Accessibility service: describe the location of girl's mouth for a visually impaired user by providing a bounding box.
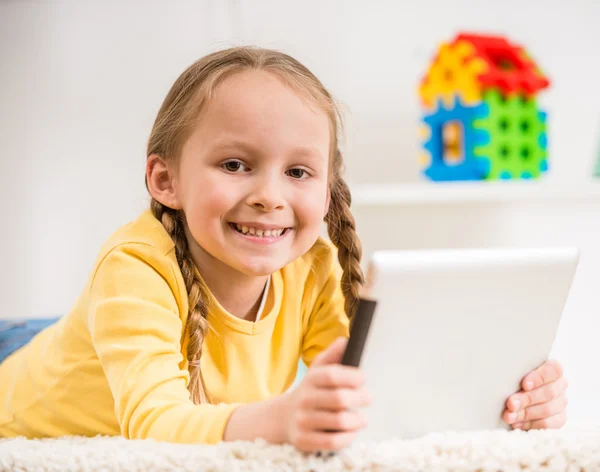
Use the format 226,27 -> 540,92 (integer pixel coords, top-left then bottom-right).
228,223 -> 291,242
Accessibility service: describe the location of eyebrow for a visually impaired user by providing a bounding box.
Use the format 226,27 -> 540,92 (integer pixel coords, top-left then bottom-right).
209,138 -> 326,161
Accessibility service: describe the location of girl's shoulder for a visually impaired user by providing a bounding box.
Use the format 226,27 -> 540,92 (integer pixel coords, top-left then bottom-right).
87,209 -> 179,284
97,209 -> 175,259
85,209 -> 186,310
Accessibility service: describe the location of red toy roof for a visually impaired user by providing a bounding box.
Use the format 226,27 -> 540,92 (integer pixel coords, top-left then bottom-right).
455,33 -> 550,96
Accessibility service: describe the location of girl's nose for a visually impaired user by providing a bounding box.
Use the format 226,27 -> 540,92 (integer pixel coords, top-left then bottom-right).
246,175 -> 285,212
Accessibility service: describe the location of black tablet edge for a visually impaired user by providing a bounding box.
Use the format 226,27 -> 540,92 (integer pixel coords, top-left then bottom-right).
341,298 -> 377,367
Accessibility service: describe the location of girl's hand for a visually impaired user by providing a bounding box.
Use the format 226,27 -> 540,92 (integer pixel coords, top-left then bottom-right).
503,360 -> 568,430
282,337 -> 372,452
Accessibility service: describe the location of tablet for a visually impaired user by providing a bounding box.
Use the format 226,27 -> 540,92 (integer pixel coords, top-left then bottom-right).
343,247 -> 579,441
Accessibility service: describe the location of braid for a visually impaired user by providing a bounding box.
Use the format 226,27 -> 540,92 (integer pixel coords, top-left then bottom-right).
150,199 -> 212,404
324,150 -> 364,320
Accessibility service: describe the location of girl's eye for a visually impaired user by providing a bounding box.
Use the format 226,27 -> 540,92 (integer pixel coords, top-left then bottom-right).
287,168 -> 309,180
222,161 -> 248,173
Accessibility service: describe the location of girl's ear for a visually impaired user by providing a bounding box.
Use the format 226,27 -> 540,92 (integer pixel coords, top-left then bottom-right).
146,154 -> 183,210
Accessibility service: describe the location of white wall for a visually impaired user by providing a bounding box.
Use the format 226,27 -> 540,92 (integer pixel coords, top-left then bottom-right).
1,1 -> 599,426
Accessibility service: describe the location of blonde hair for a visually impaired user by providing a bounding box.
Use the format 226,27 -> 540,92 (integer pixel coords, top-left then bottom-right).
146,46 -> 364,404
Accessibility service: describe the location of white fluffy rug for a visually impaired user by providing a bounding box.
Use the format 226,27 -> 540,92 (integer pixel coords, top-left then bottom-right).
2,429 -> 600,471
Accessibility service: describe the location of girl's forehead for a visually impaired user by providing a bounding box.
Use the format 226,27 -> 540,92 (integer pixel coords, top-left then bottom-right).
194,70 -> 331,146
209,72 -> 322,118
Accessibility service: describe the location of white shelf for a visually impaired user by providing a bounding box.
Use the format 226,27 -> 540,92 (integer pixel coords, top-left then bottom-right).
350,180 -> 600,206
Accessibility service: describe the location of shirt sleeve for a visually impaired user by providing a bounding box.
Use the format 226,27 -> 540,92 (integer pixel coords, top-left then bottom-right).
301,246 -> 350,366
88,243 -> 240,444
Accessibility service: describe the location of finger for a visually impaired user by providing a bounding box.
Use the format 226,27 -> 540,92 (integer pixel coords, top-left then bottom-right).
522,360 -> 563,391
513,411 -> 567,430
307,364 -> 365,389
295,409 -> 367,432
507,376 -> 568,411
301,387 -> 372,411
294,430 -> 357,453
504,394 -> 567,424
311,337 -> 348,367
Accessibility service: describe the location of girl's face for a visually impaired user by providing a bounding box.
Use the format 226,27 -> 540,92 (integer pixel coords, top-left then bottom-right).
173,70 -> 331,276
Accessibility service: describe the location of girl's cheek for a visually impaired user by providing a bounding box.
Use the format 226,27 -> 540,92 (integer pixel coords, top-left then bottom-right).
201,183 -> 232,207
296,188 -> 328,216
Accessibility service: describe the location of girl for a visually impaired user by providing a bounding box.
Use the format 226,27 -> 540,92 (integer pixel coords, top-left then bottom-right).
0,47 -> 568,451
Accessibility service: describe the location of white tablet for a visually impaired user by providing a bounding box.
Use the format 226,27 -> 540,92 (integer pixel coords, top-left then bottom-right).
342,247 -> 579,441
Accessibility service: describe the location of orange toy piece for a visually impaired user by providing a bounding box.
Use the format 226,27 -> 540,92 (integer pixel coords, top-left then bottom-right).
419,40 -> 488,109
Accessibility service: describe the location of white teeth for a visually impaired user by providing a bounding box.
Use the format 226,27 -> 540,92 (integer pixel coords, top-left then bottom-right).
233,224 -> 286,237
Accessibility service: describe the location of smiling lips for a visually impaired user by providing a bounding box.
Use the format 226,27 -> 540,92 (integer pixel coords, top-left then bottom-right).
230,223 -> 290,238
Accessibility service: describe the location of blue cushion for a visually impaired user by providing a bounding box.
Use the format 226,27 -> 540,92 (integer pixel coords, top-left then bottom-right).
0,318 -> 60,363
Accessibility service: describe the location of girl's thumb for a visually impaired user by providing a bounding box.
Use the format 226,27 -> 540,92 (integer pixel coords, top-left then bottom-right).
311,337 -> 348,367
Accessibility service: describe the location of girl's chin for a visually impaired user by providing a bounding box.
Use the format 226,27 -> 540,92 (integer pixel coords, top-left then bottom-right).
228,253 -> 291,277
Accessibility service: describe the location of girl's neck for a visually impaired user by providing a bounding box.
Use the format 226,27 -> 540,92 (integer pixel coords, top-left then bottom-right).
203,268 -> 269,322
185,230 -> 269,322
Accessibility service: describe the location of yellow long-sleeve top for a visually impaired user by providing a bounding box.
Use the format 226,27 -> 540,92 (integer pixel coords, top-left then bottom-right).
0,209 -> 349,443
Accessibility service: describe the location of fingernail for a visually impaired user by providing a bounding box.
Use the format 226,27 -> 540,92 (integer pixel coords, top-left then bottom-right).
512,400 -> 521,410
524,381 -> 534,390
508,412 -> 517,422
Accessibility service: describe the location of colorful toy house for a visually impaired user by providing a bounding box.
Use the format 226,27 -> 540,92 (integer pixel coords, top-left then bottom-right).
419,33 -> 550,181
